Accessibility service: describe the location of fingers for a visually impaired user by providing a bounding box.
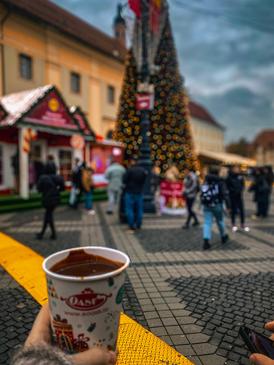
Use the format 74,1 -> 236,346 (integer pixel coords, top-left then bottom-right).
265,321 -> 274,332
71,347 -> 117,365
250,354 -> 274,365
25,303 -> 51,347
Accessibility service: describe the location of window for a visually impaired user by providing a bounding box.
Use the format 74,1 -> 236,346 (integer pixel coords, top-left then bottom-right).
107,85 -> 115,104
70,72 -> 81,93
0,145 -> 3,185
59,150 -> 72,181
19,53 -> 32,80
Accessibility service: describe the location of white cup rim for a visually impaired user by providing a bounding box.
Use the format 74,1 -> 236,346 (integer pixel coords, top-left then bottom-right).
42,246 -> 130,282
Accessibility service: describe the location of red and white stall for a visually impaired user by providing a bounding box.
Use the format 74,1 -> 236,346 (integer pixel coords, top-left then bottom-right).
0,85 -> 94,198
0,85 -> 125,198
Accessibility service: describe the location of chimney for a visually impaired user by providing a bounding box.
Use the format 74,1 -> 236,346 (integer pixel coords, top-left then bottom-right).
113,3 -> 126,47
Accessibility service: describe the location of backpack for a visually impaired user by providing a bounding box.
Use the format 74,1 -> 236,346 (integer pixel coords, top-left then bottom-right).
200,182 -> 220,207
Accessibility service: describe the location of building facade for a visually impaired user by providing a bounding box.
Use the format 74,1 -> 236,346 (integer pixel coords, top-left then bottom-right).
188,101 -> 225,153
253,130 -> 274,169
0,0 -> 126,138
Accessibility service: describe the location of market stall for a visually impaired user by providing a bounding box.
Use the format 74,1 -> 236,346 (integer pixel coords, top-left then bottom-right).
0,85 -> 93,198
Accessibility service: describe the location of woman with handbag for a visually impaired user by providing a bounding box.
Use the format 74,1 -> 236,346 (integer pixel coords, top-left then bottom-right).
81,164 -> 95,215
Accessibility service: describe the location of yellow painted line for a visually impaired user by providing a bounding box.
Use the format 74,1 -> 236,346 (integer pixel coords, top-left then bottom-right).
0,232 -> 193,365
0,232 -> 48,305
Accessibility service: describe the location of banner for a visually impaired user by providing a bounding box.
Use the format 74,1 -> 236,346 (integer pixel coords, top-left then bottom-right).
128,0 -> 141,18
150,0 -> 161,33
160,180 -> 186,215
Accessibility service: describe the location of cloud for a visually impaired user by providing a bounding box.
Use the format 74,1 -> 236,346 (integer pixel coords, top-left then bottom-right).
52,0 -> 274,142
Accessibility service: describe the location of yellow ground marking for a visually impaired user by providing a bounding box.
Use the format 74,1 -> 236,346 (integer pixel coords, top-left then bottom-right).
0,232 -> 193,365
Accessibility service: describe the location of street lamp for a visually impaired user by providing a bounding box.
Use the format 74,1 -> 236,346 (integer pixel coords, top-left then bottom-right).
136,0 -> 156,213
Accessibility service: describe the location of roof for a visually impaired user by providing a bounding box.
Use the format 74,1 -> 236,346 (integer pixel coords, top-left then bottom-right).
0,85 -> 53,127
2,0 -> 126,63
70,105 -> 96,141
253,129 -> 274,149
189,100 -> 224,130
199,149 -> 256,166
0,85 -> 84,135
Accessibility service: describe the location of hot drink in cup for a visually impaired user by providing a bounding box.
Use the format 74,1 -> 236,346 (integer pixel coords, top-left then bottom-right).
43,247 -> 130,353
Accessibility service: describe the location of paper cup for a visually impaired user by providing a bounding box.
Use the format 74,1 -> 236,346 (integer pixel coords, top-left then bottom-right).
43,246 -> 130,353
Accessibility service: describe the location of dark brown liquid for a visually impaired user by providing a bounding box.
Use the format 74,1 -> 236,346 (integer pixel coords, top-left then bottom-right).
50,249 -> 123,277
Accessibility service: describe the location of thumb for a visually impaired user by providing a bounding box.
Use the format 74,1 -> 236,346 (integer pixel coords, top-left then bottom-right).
250,353 -> 274,365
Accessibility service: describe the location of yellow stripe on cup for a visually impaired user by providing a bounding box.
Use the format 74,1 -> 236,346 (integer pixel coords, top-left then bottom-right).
0,232 -> 193,365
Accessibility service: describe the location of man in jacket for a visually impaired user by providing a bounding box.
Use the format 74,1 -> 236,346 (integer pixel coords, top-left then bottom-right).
69,157 -> 82,209
36,164 -> 64,240
201,165 -> 229,250
226,165 -> 249,232
182,168 -> 199,229
105,159 -> 126,214
123,159 -> 147,231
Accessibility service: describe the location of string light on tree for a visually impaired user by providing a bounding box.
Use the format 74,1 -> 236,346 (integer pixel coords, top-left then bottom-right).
115,1 -> 197,177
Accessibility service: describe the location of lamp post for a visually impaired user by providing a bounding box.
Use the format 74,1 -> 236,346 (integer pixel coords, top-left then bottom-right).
137,0 -> 155,213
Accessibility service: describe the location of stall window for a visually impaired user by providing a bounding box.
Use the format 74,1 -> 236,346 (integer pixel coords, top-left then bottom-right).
70,72 -> 81,94
0,145 -> 3,185
19,53 -> 32,80
59,150 -> 72,181
107,85 -> 115,104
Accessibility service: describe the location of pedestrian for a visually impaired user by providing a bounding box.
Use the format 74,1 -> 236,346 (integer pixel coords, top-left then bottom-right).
36,164 -> 64,240
29,155 -> 36,191
151,165 -> 162,216
249,167 -> 270,218
34,157 -> 44,186
105,158 -> 126,215
264,165 -> 273,216
182,168 -> 199,229
69,157 -> 82,209
10,304 -> 117,365
81,163 -> 95,215
201,165 -> 229,250
226,165 -> 249,232
123,159 -> 147,231
45,154 -> 57,175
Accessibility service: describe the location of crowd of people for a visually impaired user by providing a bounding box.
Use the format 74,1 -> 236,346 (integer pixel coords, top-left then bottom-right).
33,153 -> 273,249
182,164 -> 273,250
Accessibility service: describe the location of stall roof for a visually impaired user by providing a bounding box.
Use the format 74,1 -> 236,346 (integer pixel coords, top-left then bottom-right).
0,103 -> 7,121
199,149 -> 256,166
70,106 -> 96,142
0,85 -> 53,127
0,85 -> 81,135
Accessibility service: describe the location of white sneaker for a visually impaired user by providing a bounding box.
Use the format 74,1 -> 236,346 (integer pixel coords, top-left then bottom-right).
243,226 -> 250,232
88,210 -> 95,215
232,226 -> 238,232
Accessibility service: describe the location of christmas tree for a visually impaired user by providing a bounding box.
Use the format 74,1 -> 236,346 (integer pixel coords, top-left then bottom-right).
114,13 -> 197,177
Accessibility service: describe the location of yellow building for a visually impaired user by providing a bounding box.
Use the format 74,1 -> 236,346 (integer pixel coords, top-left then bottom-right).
0,0 -> 126,138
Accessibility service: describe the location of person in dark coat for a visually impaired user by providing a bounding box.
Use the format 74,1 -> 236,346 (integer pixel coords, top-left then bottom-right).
123,159 -> 147,231
44,155 -> 57,176
249,167 -> 270,218
36,164 -> 64,240
264,166 -> 273,216
226,165 -> 248,232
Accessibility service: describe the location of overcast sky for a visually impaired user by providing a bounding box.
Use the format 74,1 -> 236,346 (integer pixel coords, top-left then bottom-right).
52,0 -> 274,143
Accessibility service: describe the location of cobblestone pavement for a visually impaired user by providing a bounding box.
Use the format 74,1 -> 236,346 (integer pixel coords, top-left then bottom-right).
0,194 -> 274,365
